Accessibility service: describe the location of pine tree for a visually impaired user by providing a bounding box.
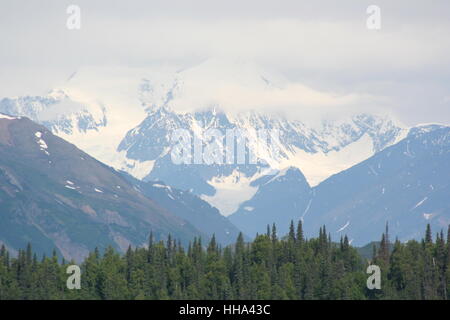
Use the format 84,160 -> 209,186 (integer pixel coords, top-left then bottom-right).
288,220 -> 296,243
271,223 -> 277,243
385,222 -> 390,249
296,220 -> 304,245
148,231 -> 155,264
436,230 -> 447,299
446,225 -> 450,299
425,224 -> 433,245
371,244 -> 377,262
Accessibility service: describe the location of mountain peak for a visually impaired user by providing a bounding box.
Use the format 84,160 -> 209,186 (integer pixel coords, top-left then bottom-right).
408,123 -> 449,138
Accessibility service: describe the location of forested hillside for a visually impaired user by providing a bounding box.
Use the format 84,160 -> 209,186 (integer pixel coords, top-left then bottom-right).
0,223 -> 449,300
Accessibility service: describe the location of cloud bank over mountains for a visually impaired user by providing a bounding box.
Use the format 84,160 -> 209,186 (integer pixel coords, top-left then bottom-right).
0,0 -> 449,125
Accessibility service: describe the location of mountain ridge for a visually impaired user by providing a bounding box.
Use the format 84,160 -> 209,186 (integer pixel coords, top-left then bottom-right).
229,123 -> 450,244
0,61 -> 407,216
0,114 -> 212,261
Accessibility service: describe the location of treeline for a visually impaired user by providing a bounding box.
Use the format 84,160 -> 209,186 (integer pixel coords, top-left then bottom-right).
0,222 -> 449,300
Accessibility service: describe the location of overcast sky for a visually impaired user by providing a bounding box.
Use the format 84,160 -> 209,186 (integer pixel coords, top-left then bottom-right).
1,0 -> 449,126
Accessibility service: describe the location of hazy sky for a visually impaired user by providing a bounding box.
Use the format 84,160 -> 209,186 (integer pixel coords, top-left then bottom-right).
1,0 -> 449,126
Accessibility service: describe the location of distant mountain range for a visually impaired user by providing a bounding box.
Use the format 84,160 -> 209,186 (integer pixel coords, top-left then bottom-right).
0,60 -> 406,217
230,124 -> 450,245
0,60 -> 448,249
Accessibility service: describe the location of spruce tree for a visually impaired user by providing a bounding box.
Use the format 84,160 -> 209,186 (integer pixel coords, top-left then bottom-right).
296,220 -> 304,245
271,223 -> 277,243
288,220 -> 296,243
425,224 -> 433,245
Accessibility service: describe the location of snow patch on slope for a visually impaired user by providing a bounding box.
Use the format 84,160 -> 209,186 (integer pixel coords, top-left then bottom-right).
412,197 -> 428,210
278,133 -> 374,186
201,170 -> 259,216
35,131 -> 49,155
337,221 -> 350,233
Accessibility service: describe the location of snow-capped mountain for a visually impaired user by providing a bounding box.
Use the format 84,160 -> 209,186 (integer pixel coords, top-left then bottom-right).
0,89 -> 107,135
0,60 -> 406,216
230,124 -> 450,244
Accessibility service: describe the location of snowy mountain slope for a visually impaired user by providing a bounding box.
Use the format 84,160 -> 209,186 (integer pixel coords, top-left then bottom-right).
0,60 -> 406,216
0,67 -> 153,176
119,108 -> 404,215
116,60 -> 406,214
229,124 -> 450,244
0,89 -> 107,135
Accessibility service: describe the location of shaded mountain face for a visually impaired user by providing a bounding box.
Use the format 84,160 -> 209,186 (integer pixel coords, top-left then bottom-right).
0,61 -> 406,216
229,125 -> 450,245
229,167 -> 311,237
120,174 -> 243,245
0,115 -> 205,261
306,125 -> 450,245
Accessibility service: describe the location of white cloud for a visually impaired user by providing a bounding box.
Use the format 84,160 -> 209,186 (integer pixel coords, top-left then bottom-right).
0,0 -> 449,125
